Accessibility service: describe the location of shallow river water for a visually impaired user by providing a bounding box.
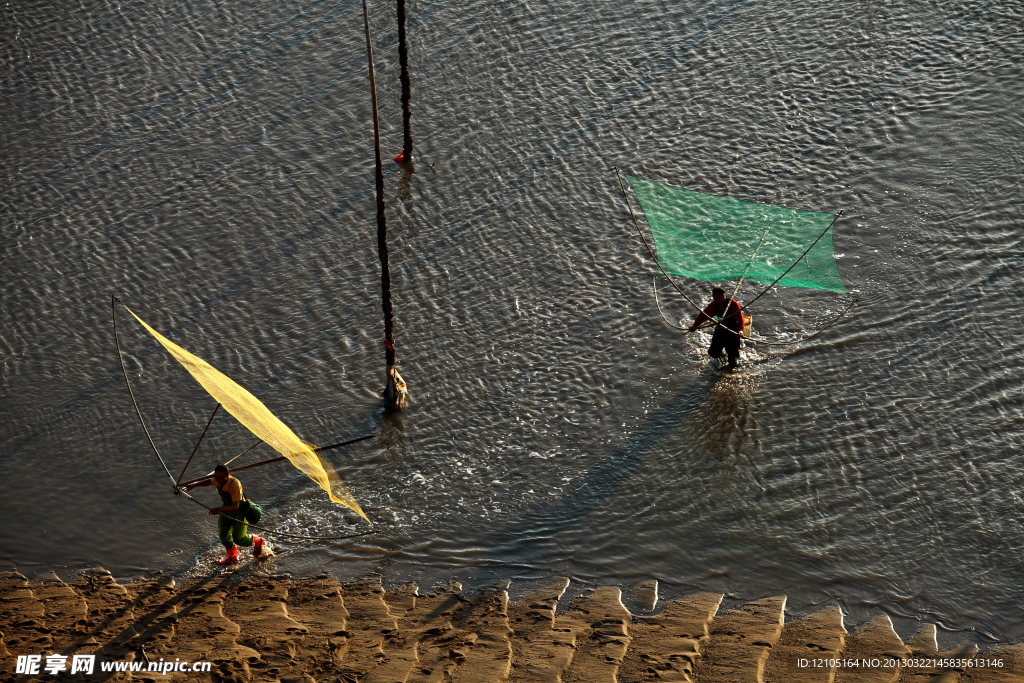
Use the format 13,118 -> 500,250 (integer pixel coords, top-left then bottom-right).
3,0 -> 1024,647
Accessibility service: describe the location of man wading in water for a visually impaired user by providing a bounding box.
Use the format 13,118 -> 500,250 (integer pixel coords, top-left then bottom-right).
184,463 -> 264,565
689,286 -> 746,370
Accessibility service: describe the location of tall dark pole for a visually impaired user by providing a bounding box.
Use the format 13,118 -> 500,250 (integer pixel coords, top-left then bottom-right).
396,0 -> 413,163
363,0 -> 407,410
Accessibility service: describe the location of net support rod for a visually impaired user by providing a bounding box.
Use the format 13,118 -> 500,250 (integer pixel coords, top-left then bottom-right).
315,433 -> 376,453
178,434 -> 375,488
222,455 -> 289,476
747,297 -> 857,346
112,296 -> 178,487
363,0 -> 394,371
364,0 -> 406,411
225,438 -> 264,466
743,210 -> 844,311
616,169 -> 741,339
729,223 -> 772,303
397,0 -> 413,162
176,403 -> 220,487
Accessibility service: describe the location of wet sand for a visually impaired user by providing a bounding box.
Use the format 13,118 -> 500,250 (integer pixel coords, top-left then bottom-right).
3,568 -> 1023,682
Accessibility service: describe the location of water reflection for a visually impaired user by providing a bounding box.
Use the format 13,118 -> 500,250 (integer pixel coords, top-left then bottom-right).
689,366 -> 757,459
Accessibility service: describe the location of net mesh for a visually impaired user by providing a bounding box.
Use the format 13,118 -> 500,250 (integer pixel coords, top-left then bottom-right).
627,175 -> 847,295
126,306 -> 369,521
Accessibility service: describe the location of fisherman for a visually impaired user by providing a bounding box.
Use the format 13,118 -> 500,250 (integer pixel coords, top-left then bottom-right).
183,463 -> 263,565
689,286 -> 746,370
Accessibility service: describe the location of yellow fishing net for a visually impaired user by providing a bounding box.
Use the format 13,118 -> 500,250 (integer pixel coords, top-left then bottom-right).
125,306 -> 369,522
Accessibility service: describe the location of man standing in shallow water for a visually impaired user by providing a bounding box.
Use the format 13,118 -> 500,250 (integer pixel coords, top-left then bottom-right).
184,463 -> 264,565
689,286 -> 746,370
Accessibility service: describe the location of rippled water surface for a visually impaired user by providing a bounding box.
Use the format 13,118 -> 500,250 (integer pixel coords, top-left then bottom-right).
3,0 -> 1024,646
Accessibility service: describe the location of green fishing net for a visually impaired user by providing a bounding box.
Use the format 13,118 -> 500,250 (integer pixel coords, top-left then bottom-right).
627,175 -> 846,295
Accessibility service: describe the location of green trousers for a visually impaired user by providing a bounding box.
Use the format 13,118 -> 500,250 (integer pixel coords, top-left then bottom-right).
218,514 -> 254,549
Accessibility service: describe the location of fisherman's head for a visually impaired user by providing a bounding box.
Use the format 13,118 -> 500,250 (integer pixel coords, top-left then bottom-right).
711,286 -> 726,302
214,463 -> 229,486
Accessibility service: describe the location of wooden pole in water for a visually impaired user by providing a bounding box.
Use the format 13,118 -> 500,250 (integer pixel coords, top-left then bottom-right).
396,0 -> 413,163
363,0 -> 407,410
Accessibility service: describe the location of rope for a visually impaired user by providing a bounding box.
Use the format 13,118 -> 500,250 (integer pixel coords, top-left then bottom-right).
651,276 -> 685,330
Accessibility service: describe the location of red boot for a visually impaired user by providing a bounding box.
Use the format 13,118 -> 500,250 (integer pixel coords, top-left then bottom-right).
252,536 -> 264,558
217,546 -> 238,565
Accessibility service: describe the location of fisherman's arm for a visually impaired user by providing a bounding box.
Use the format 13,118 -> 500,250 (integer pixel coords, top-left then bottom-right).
689,304 -> 714,333
209,501 -> 241,516
178,478 -> 214,496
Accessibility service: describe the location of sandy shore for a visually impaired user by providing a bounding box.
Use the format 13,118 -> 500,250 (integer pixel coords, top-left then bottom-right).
2,568 -> 1022,682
